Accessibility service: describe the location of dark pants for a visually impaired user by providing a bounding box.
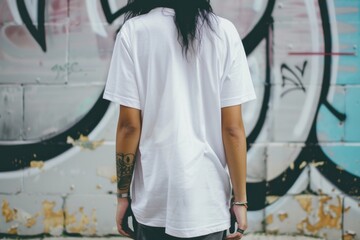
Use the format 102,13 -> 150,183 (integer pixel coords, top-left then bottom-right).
136,222 -> 226,240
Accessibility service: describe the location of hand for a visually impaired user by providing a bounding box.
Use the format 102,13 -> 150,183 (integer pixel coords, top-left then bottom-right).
224,205 -> 248,240
116,197 -> 135,239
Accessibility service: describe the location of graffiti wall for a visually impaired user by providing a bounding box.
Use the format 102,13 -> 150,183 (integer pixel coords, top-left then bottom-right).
0,0 -> 359,239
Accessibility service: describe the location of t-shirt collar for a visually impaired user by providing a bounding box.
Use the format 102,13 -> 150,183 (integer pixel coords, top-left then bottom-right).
149,7 -> 175,15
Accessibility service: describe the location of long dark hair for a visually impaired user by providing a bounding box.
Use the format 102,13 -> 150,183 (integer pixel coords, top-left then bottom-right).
119,0 -> 218,58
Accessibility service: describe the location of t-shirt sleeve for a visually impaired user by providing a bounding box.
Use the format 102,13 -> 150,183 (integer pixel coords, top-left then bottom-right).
220,22 -> 257,108
102,23 -> 141,110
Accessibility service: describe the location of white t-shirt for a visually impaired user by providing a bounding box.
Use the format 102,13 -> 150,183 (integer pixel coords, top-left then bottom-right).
102,7 -> 256,238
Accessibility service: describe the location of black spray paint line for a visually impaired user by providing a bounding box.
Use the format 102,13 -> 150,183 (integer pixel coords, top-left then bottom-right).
101,0 -> 132,24
16,0 -> 46,52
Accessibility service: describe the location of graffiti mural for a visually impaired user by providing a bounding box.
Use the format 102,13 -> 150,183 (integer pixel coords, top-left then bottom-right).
0,0 -> 359,238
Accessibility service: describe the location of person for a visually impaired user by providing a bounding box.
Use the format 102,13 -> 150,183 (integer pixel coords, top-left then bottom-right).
102,0 -> 257,239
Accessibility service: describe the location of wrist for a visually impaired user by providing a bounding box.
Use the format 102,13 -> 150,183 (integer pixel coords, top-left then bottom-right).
117,192 -> 130,199
232,201 -> 248,209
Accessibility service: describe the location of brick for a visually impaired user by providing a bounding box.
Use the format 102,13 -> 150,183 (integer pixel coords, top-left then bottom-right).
343,195 -> 360,240
316,86 -> 345,142
313,145 -> 360,187
0,193 -> 64,236
271,84 -> 322,142
64,194 -> 123,236
344,86 -> 360,141
23,84 -> 104,140
0,85 -> 23,140
23,144 -> 117,194
67,23 -> 114,84
0,23 -> 67,84
265,194 -> 343,238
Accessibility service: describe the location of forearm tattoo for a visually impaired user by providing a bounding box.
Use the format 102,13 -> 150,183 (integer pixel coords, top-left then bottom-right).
116,152 -> 136,192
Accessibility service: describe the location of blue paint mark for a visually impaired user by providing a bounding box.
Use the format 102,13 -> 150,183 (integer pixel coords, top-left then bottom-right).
344,86 -> 360,141
322,145 -> 360,177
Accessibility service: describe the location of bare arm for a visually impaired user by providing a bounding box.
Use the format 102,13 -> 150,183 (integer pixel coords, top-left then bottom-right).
116,105 -> 142,195
221,105 -> 247,202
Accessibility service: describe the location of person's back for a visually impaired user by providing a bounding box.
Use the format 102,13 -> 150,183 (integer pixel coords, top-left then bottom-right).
103,3 -> 256,240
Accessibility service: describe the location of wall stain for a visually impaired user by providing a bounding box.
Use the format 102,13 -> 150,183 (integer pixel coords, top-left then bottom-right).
296,195 -> 342,234
7,225 -> 18,234
42,200 -> 64,234
1,199 -> 39,234
65,206 -> 97,235
2,199 -> 15,222
278,212 -> 288,221
30,160 -> 45,169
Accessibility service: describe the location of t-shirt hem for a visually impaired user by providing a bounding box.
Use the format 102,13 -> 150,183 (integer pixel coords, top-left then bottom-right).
132,206 -> 230,238
221,92 -> 256,108
103,90 -> 141,110
165,222 -> 230,238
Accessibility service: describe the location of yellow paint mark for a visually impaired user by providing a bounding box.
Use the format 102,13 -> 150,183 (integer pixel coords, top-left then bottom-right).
299,161 -> 307,169
65,207 -> 97,235
110,175 -> 117,183
336,165 -> 344,170
266,195 -> 279,204
310,161 -> 324,167
2,199 -> 15,222
343,230 -> 356,240
266,214 -> 273,224
8,225 -> 17,234
278,212 -> 288,221
30,160 -> 44,169
296,195 -> 342,234
295,195 -> 312,214
67,134 -> 104,150
42,200 -> 64,234
290,162 -> 294,170
26,213 -> 39,227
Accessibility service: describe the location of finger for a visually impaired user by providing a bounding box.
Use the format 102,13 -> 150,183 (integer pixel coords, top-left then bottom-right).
117,219 -> 131,237
117,224 -> 131,237
225,232 -> 242,240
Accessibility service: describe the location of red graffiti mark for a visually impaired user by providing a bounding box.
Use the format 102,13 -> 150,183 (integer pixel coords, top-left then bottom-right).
288,52 -> 356,56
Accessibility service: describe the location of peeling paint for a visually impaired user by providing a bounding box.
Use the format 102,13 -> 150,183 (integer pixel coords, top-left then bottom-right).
290,162 -> 294,170
266,214 -> 273,224
343,230 -> 356,240
42,200 -> 64,234
14,207 -> 38,227
67,134 -> 104,150
7,225 -> 18,234
65,206 -> 97,235
295,195 -> 313,214
30,160 -> 45,169
309,161 -> 324,167
278,211 -> 288,221
299,161 -> 307,169
2,199 -> 15,222
266,195 -> 279,204
96,165 -> 116,183
296,195 -> 342,234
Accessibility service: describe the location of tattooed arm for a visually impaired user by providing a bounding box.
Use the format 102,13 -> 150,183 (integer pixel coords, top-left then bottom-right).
116,105 -> 142,195
115,105 -> 141,238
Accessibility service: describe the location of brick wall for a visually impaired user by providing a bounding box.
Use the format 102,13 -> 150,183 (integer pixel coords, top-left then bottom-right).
0,0 -> 359,239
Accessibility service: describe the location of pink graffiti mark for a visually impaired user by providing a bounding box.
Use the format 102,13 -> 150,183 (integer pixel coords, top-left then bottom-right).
288,52 -> 356,56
